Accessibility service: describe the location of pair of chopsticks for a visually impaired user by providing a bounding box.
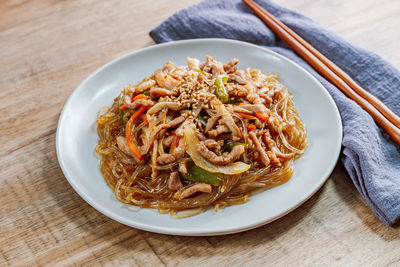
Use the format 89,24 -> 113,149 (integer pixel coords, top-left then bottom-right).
243,0 -> 400,145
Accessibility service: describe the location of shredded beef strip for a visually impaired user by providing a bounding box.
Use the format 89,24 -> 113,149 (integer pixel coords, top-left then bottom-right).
116,136 -> 144,164
179,161 -> 188,174
187,57 -> 200,70
263,131 -> 295,161
156,154 -> 176,165
150,87 -> 178,98
208,124 -> 230,138
204,139 -> 222,155
124,97 -> 154,110
168,172 -> 182,190
196,141 -> 245,165
205,115 -> 222,133
161,61 -> 176,73
229,70 -> 248,85
174,183 -> 212,200
147,102 -> 184,115
236,104 -> 270,115
223,58 -> 239,73
162,135 -> 175,149
154,70 -> 181,90
220,116 -> 242,140
248,132 -> 270,167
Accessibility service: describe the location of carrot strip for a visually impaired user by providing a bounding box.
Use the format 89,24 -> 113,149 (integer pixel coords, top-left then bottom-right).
143,114 -> 148,123
130,105 -> 147,121
247,123 -> 256,131
170,74 -> 182,81
127,139 -> 142,160
131,94 -> 148,102
255,112 -> 269,122
125,105 -> 147,159
238,113 -> 257,120
120,105 -> 127,110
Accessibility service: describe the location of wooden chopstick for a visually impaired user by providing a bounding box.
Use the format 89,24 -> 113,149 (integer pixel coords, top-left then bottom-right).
244,1 -> 400,129
243,0 -> 400,145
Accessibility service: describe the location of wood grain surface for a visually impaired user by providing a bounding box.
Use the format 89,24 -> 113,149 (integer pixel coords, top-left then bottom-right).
1,0 -> 399,266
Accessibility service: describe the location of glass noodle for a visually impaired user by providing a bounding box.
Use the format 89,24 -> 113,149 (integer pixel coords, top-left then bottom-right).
95,58 -> 307,217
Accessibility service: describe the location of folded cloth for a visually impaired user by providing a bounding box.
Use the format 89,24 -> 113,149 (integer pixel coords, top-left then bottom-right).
150,0 -> 400,225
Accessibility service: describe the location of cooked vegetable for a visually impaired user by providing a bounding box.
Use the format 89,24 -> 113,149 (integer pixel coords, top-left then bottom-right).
197,114 -> 207,127
122,111 -> 131,123
181,161 -> 222,186
131,105 -> 147,121
193,68 -> 206,75
96,56 -> 307,218
119,94 -> 129,121
238,113 -> 257,120
247,123 -> 256,131
255,112 -> 269,122
119,94 -> 125,107
214,75 -> 229,103
184,124 -> 250,174
125,105 -> 147,159
132,94 -> 149,102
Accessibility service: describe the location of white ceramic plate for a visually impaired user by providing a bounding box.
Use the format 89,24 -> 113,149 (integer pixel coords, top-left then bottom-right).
56,38 -> 342,236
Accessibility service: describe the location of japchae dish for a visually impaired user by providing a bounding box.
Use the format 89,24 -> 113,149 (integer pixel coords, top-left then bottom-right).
96,56 -> 307,218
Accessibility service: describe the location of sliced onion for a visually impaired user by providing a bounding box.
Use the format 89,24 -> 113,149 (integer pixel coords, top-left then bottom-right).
184,124 -> 250,175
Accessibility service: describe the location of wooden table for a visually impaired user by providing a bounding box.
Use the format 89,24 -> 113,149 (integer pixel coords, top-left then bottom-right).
1,0 -> 399,266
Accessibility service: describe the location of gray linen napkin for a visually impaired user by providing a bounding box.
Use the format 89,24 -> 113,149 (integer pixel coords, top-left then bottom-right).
150,0 -> 400,225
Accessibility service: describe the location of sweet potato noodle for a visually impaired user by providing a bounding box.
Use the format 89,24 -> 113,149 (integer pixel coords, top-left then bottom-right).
96,56 -> 307,218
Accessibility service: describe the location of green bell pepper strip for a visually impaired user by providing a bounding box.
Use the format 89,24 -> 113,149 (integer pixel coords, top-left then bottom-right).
119,94 -> 131,123
181,162 -> 222,186
122,111 -> 131,123
193,68 -> 206,75
197,114 -> 207,127
214,75 -> 229,103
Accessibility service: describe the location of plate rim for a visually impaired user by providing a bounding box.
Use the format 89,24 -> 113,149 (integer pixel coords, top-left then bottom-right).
56,38 -> 343,236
